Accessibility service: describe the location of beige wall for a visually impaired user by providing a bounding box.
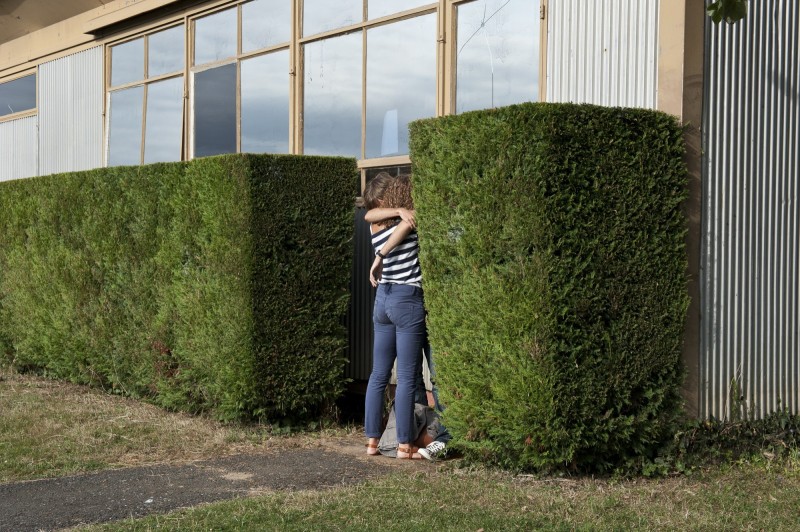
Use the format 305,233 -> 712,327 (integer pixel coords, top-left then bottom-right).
657,0 -> 705,417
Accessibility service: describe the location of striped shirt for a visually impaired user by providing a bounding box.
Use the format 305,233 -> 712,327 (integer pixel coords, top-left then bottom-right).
371,223 -> 422,286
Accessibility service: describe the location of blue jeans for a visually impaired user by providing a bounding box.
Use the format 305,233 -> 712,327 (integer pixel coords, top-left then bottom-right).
415,341 -> 451,444
365,283 -> 426,444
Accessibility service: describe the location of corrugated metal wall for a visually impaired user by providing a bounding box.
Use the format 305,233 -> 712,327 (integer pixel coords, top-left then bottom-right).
346,208 -> 377,381
702,1 -> 799,419
38,46 -> 104,175
0,115 -> 38,182
546,0 -> 659,109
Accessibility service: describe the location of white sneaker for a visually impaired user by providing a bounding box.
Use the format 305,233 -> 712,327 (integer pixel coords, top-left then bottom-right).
418,441 -> 446,461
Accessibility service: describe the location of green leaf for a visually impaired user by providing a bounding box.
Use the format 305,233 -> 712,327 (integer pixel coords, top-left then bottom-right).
707,0 -> 747,25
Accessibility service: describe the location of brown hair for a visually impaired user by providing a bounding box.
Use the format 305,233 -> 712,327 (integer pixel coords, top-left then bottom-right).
362,172 -> 395,210
363,173 -> 415,228
382,174 -> 414,211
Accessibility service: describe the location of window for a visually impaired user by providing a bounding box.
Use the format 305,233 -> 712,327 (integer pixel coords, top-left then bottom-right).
110,38 -> 144,87
243,0 -> 291,51
144,77 -> 184,164
303,0 -> 362,37
455,0 -> 541,113
365,14 -> 436,158
101,0 -> 546,171
194,64 -> 237,157
303,33 -> 362,157
241,52 -> 290,154
108,86 -> 144,166
0,74 -> 36,118
194,8 -> 237,66
106,24 -> 185,166
301,2 -> 438,160
368,0 -> 432,20
191,0 -> 291,158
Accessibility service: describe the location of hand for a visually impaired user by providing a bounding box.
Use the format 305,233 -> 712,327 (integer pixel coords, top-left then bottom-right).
397,209 -> 416,229
369,255 -> 383,288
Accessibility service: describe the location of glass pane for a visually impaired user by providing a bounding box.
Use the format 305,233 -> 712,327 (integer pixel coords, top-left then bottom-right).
0,74 -> 36,117
369,0 -> 431,20
108,86 -> 144,166
303,0 -> 362,37
456,0 -> 540,113
194,8 -> 237,66
148,25 -> 185,77
111,38 -> 144,86
144,77 -> 184,164
241,51 -> 290,154
303,32 -> 362,157
194,63 -> 237,157
242,0 -> 291,52
366,15 -> 436,158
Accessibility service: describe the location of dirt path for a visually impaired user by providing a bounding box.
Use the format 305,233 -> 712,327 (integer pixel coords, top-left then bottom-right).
0,437 -> 423,531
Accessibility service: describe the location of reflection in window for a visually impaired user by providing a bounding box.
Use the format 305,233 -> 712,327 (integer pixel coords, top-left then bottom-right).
194,64 -> 237,157
241,52 -> 290,154
366,15 -> 436,158
303,32 -> 362,157
369,0 -> 431,20
144,77 -> 183,163
0,74 -> 36,117
242,0 -> 291,52
303,0 -> 361,37
111,38 -> 144,86
108,86 -> 144,166
194,8 -> 237,65
456,0 -> 539,113
149,25 -> 185,77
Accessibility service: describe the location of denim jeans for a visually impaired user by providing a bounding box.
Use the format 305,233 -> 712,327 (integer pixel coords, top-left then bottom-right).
415,341 -> 451,444
365,283 -> 426,444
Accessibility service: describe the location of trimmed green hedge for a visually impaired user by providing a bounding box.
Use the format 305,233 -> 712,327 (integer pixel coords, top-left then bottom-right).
409,102 -> 689,471
0,154 -> 357,420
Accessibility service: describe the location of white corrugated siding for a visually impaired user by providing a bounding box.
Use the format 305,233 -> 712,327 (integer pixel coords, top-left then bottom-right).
0,115 -> 38,182
39,46 -> 104,175
546,0 -> 659,108
701,1 -> 799,419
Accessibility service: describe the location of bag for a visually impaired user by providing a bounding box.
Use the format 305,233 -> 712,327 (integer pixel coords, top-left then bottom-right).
377,402 -> 447,457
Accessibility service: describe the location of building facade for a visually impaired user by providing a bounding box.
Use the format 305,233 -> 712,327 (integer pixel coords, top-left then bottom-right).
1,0 -> 797,419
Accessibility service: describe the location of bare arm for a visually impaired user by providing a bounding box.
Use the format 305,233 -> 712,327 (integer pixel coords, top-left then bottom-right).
364,207 -> 416,228
370,220 -> 415,287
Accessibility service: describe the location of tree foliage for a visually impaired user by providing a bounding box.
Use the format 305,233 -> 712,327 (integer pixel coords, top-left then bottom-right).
707,0 -> 747,24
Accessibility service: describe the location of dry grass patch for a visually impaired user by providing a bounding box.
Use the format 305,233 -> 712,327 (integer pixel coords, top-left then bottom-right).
0,368 -> 355,483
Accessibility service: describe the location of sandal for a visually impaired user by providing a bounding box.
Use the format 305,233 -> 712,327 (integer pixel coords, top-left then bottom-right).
366,439 -> 379,456
397,444 -> 423,460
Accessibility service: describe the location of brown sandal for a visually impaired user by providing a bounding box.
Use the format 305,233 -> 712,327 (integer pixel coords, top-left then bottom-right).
397,444 -> 423,460
366,440 -> 379,456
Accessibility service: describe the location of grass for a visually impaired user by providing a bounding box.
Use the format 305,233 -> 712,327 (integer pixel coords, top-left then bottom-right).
4,367 -> 800,531
0,367 -> 351,483
83,458 -> 800,531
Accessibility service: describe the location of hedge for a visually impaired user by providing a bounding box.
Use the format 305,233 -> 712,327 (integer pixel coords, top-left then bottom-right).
0,154 -> 357,420
409,102 -> 689,471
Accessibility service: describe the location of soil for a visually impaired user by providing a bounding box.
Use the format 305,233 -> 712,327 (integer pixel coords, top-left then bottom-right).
0,435 -> 427,531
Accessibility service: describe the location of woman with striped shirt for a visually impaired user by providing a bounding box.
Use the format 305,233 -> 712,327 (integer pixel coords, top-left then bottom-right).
363,173 -> 426,460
